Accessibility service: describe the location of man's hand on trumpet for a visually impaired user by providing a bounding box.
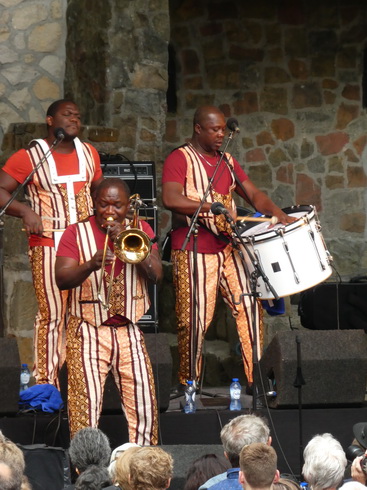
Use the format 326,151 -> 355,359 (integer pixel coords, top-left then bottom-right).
90,248 -> 115,271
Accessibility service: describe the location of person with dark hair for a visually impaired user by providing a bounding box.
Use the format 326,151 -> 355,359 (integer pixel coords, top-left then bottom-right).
0,99 -> 103,387
65,427 -> 112,490
55,179 -> 160,443
184,454 -> 231,490
162,105 -> 293,392
74,466 -> 111,490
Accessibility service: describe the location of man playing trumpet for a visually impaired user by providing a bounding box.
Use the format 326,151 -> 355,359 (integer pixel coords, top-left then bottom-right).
55,178 -> 161,444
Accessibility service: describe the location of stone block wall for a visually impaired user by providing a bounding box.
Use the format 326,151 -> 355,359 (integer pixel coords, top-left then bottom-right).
0,0 -> 67,141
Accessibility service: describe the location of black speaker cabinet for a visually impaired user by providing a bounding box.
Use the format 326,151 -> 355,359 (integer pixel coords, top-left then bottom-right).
257,330 -> 367,408
0,338 -> 21,414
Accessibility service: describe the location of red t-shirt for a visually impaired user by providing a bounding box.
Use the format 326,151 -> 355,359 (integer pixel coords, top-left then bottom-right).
3,143 -> 102,194
162,147 -> 248,253
57,216 -> 158,277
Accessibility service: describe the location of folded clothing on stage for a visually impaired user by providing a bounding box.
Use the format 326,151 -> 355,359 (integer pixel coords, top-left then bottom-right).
19,384 -> 64,413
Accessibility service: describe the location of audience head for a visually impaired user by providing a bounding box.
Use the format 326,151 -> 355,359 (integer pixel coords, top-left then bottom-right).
114,446 -> 141,490
274,477 -> 301,490
302,433 -> 347,490
239,442 -> 279,489
129,446 -> 173,489
220,414 -> 271,467
183,453 -> 231,490
69,427 -> 111,474
0,431 -> 26,490
74,465 -> 111,490
339,482 -> 367,490
108,442 -> 140,481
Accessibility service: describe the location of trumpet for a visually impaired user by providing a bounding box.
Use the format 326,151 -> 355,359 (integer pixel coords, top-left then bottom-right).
114,193 -> 152,265
97,194 -> 152,310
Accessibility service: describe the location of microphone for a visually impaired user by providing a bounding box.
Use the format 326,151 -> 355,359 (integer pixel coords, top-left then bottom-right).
210,202 -> 234,222
54,127 -> 66,141
226,117 -> 240,133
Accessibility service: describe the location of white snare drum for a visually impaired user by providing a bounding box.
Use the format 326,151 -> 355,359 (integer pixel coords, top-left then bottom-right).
240,205 -> 333,300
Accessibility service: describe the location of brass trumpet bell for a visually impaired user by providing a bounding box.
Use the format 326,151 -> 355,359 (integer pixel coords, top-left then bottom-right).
114,228 -> 151,264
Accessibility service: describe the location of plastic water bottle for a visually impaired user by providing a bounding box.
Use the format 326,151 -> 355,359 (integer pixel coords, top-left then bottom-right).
183,380 -> 196,414
229,378 -> 242,411
20,364 -> 31,393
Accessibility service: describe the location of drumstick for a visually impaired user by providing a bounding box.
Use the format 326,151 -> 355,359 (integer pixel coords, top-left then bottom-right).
237,216 -> 279,225
22,228 -> 65,232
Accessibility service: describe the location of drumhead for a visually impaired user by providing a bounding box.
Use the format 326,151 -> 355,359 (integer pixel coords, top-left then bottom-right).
240,204 -> 314,241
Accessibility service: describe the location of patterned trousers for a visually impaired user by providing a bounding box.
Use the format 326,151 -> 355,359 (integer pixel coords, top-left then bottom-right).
172,244 -> 263,385
29,246 -> 68,386
66,315 -> 158,444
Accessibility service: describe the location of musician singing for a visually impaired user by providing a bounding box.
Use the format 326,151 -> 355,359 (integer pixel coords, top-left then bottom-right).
162,105 -> 291,392
55,178 -> 161,444
0,99 -> 103,387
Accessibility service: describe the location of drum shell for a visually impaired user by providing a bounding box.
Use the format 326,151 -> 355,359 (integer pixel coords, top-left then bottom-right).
240,205 -> 332,300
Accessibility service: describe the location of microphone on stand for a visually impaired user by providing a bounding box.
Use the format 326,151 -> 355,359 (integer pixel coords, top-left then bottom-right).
210,202 -> 234,223
226,117 -> 240,133
53,127 -> 66,141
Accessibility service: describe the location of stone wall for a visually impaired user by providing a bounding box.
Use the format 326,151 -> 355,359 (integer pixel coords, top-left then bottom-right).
0,0 -> 67,143
65,0 -> 169,164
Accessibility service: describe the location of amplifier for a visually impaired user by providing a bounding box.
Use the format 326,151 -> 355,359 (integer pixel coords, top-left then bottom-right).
100,156 -> 156,203
100,155 -> 158,331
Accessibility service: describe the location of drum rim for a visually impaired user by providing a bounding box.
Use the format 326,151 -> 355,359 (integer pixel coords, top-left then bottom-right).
240,204 -> 315,241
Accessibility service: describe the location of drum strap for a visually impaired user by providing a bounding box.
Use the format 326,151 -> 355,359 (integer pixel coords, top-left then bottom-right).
220,151 -> 257,213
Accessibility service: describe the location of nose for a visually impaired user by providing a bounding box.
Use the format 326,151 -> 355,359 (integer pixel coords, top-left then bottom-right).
105,205 -> 116,216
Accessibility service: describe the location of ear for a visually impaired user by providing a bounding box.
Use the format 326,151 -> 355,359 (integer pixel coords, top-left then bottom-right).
239,470 -> 246,486
194,123 -> 201,135
267,436 -> 272,446
46,115 -> 53,127
273,470 -> 280,483
165,478 -> 171,489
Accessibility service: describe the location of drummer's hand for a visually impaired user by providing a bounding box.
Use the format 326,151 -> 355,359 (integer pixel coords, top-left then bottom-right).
273,210 -> 297,225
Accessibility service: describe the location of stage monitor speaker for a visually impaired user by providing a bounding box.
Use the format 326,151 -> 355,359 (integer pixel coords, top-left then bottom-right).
100,156 -> 158,331
257,330 -> 367,408
0,338 -> 20,414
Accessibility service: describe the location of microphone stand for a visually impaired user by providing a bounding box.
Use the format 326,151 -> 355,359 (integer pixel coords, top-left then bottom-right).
293,335 -> 306,476
0,134 -> 64,337
226,216 -> 279,411
179,131 -> 237,397
0,135 -> 64,220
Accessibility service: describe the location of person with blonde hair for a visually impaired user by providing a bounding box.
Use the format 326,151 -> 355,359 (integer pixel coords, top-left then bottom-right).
110,446 -> 141,490
128,446 -> 173,489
